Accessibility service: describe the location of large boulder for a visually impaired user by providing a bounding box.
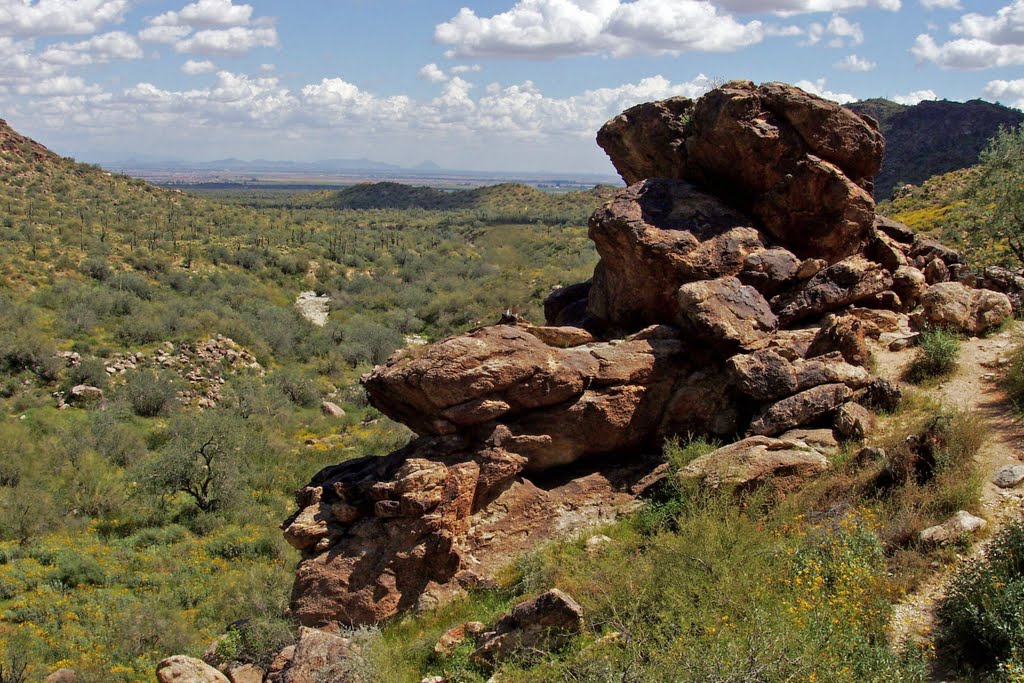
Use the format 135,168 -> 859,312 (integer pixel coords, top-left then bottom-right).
597,81 -> 884,263
676,276 -> 777,351
679,435 -> 830,489
748,383 -> 853,437
917,282 -> 1012,335
278,627 -> 361,683
596,97 -> 694,185
587,178 -> 764,330
727,349 -> 870,401
770,256 -> 893,325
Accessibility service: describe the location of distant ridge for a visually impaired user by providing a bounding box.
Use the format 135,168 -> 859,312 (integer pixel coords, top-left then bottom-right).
847,98 -> 1023,200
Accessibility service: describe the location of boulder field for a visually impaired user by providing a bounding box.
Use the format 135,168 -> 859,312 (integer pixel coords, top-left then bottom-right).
281,80 -> 1018,628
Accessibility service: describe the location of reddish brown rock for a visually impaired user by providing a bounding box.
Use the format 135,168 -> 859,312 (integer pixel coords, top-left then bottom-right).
807,314 -> 871,366
596,97 -> 693,185
834,402 -> 874,441
587,178 -> 764,330
676,276 -> 777,351
471,589 -> 584,667
771,256 -> 893,325
598,81 -> 883,263
748,383 -> 853,437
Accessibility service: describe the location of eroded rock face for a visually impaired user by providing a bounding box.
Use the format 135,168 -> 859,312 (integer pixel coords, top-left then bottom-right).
597,80 -> 884,263
156,656 -> 230,683
587,178 -> 764,330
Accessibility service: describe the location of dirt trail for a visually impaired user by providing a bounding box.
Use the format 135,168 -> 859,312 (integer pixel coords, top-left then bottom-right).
873,324 -> 1024,672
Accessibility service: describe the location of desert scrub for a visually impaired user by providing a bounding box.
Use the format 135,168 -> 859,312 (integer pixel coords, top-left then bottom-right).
905,328 -> 961,383
936,520 -> 1024,676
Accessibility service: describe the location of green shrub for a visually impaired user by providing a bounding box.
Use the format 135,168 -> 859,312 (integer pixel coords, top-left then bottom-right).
937,520 -> 1024,674
66,356 -> 108,390
905,329 -> 960,383
119,368 -> 181,417
79,257 -> 110,281
1002,341 -> 1024,410
274,368 -> 320,408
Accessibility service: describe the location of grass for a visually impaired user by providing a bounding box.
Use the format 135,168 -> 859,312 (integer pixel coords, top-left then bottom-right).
905,329 -> 962,384
937,520 -> 1024,679
360,409 -> 991,682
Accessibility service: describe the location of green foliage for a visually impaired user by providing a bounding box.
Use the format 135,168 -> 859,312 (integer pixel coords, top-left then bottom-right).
963,125 -> 1024,267
1001,338 -> 1024,410
119,367 -> 182,417
905,328 -> 961,383
937,520 -> 1024,675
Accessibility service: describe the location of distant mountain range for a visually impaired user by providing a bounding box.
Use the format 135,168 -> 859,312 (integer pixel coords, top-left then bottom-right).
108,156 -> 422,173
848,98 -> 1023,200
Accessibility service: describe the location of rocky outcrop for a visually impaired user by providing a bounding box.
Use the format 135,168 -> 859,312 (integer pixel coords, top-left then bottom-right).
596,80 -> 884,263
285,81 -> 1008,629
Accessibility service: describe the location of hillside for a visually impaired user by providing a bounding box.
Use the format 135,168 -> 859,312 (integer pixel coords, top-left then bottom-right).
847,98 -> 1023,200
0,119 -> 602,681
320,180 -> 616,217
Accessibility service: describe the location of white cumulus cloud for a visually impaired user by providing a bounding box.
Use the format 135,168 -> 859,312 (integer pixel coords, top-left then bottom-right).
174,25 -> 278,56
920,0 -> 961,9
419,63 -> 449,83
892,89 -> 938,104
0,0 -> 131,36
913,2 -> 1024,68
435,0 -> 766,59
16,75 -> 101,96
40,31 -> 143,66
835,53 -> 876,70
794,77 -> 857,103
182,58 -> 216,74
984,78 -> 1024,108
714,0 -> 899,13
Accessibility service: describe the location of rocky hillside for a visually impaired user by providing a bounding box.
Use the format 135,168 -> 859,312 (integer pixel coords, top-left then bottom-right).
847,98 -> 1023,200
279,80 -> 1022,645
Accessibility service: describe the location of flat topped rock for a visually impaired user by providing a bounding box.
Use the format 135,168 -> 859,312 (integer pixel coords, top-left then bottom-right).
680,435 -> 830,489
993,464 -> 1024,489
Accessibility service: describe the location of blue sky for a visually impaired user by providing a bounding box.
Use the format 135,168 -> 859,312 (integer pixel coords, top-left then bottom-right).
0,0 -> 1022,173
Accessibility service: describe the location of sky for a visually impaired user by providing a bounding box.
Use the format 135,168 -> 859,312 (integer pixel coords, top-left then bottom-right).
0,0 -> 1022,173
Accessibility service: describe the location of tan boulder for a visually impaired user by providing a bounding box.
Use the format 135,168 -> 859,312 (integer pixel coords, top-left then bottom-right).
156,656 -> 230,683
679,435 -> 830,489
278,627 -> 360,683
727,349 -> 870,401
918,282 -> 1012,335
676,277 -> 777,351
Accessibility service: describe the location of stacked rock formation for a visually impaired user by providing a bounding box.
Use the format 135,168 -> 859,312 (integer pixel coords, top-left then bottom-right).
283,80 -> 1015,628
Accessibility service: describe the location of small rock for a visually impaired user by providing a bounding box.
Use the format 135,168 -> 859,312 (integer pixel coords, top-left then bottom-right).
888,336 -> 916,352
834,403 -> 874,441
920,511 -> 987,545
471,589 -> 584,667
584,534 -> 612,556
44,669 -> 78,683
993,464 -> 1024,489
321,401 -> 346,418
156,656 -> 230,683
224,663 -> 264,683
434,621 -> 486,656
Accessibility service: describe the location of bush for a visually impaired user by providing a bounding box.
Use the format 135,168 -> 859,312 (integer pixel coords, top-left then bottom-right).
274,368 -> 320,408
905,328 -> 960,383
120,368 -> 181,417
937,520 -> 1024,674
79,257 -> 111,281
66,356 -> 108,390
